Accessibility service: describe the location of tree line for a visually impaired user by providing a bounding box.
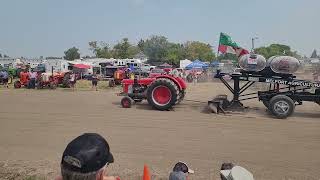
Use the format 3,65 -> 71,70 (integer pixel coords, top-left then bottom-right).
64,35 -> 216,65
64,35 -> 304,64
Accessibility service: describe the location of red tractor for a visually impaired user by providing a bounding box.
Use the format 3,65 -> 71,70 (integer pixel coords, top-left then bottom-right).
119,75 -> 187,110
14,71 -> 30,88
36,72 -> 60,89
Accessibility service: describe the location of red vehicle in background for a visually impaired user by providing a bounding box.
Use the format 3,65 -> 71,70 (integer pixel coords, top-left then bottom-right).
149,69 -> 166,78
163,68 -> 172,74
14,70 -> 30,88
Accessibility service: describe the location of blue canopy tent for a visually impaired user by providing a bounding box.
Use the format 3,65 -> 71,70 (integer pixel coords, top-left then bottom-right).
211,61 -> 219,67
185,59 -> 208,70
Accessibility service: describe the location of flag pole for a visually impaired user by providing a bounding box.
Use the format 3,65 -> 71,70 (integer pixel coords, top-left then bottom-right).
216,32 -> 222,61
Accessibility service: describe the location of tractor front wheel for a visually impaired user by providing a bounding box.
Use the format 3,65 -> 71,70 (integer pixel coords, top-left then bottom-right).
177,90 -> 186,104
37,82 -> 43,89
121,96 -> 133,108
50,82 -> 57,89
146,78 -> 178,110
14,81 -> 21,88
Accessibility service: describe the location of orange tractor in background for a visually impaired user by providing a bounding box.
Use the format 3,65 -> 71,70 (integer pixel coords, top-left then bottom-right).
106,67 -> 128,87
14,70 -> 30,88
36,72 -> 61,89
14,71 -> 70,89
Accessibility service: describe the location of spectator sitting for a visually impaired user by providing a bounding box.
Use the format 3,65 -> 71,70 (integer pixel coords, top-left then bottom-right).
56,133 -> 119,180
169,162 -> 194,180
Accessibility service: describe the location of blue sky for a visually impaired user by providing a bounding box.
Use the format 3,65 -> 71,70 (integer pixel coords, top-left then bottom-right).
0,0 -> 319,57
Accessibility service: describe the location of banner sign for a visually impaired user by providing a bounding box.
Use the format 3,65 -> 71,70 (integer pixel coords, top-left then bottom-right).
265,78 -> 320,88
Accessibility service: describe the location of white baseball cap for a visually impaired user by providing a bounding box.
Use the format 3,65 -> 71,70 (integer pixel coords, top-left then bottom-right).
220,166 -> 254,180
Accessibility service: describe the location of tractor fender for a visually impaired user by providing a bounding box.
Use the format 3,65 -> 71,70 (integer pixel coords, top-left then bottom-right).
155,75 -> 187,91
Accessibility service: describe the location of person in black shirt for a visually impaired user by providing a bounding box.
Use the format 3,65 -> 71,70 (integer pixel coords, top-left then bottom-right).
91,72 -> 99,91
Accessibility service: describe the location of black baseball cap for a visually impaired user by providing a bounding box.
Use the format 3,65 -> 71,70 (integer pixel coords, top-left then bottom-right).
61,133 -> 114,173
173,162 -> 194,174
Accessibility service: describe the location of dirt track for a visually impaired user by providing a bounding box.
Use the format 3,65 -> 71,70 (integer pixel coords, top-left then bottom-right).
0,82 -> 320,180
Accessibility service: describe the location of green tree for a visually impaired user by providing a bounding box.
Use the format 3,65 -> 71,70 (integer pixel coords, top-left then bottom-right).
142,35 -> 171,63
3,54 -> 9,58
184,41 -> 215,62
0,54 -> 2,58
217,53 -> 237,61
89,41 -> 112,58
137,39 -> 145,52
112,38 -> 139,58
128,46 -> 140,58
217,53 -> 238,65
166,43 -> 186,65
64,47 -> 80,60
255,44 -> 301,59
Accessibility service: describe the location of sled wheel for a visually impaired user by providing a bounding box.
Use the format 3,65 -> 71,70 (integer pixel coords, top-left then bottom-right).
269,95 -> 295,119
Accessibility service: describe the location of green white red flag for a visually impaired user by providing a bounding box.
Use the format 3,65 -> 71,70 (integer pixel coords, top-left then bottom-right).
218,33 -> 249,57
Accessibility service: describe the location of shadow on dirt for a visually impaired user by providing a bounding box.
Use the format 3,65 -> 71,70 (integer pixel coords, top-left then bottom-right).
292,112 -> 320,119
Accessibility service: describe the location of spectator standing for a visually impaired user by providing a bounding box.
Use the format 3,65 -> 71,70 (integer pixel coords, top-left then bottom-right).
29,70 -> 37,89
91,72 -> 99,91
69,72 -> 77,91
1,70 -> 9,88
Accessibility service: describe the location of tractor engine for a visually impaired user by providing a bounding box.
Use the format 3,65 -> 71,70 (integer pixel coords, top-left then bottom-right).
131,78 -> 147,94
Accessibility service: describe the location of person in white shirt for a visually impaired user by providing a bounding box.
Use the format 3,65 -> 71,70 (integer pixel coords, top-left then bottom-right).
29,70 -> 38,89
69,72 -> 77,91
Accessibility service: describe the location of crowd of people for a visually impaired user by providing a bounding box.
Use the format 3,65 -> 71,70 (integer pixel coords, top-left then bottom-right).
56,133 -> 254,180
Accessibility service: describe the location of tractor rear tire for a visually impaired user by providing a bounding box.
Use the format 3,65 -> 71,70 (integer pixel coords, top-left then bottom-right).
121,96 -> 133,108
62,72 -> 71,88
14,81 -> 21,88
50,82 -> 57,89
146,78 -> 178,110
37,82 -> 43,89
269,95 -> 295,119
177,90 -> 186,104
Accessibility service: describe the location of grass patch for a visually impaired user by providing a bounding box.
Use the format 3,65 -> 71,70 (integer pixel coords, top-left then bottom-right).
75,80 -> 110,90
